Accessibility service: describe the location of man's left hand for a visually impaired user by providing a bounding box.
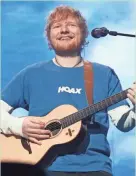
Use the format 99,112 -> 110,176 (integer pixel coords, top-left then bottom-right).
127,82 -> 136,105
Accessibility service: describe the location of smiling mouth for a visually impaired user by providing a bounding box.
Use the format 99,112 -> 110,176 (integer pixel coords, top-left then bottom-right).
58,36 -> 74,40
61,38 -> 71,40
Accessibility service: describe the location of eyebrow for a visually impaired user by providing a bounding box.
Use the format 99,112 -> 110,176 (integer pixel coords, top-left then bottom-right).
52,21 -> 78,26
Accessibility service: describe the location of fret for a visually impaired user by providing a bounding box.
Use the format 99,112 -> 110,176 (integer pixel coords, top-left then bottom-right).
66,116 -> 70,126
118,93 -> 123,100
62,120 -> 65,128
78,110 -> 85,120
120,91 -> 125,99
63,118 -> 66,127
116,95 -> 120,102
61,118 -> 66,128
97,101 -> 104,111
79,110 -> 84,119
70,115 -> 74,125
100,100 -> 105,109
103,99 -> 109,108
65,118 -> 68,127
109,96 -> 113,104
86,106 -> 91,115
110,95 -> 115,104
69,115 -> 73,126
114,94 -> 119,103
71,114 -> 77,124
84,107 -> 88,117
108,95 -> 115,106
92,105 -> 96,114
76,111 -> 82,121
89,106 -> 95,114
65,118 -> 69,127
119,92 -> 123,99
66,117 -> 69,127
121,92 -> 124,99
116,93 -> 120,100
67,115 -> 72,126
83,110 -> 87,118
95,103 -> 99,111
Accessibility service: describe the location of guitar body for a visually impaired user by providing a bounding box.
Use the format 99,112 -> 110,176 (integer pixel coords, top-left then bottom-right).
1,88 -> 128,170
0,104 -> 85,166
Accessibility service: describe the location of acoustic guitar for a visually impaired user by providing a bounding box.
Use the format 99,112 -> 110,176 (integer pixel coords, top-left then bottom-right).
0,89 -> 128,167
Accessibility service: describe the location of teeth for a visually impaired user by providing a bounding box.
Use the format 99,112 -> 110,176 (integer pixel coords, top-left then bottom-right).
60,37 -> 71,40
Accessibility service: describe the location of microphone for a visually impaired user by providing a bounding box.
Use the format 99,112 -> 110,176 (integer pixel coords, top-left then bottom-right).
91,27 -> 136,38
91,27 -> 109,38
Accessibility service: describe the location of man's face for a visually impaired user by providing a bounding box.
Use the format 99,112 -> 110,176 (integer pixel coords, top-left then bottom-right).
49,16 -> 83,53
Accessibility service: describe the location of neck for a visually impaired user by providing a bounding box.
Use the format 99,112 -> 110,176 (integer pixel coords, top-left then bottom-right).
53,54 -> 83,68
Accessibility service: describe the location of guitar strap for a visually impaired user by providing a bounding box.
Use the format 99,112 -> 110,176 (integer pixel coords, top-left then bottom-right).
84,60 -> 93,105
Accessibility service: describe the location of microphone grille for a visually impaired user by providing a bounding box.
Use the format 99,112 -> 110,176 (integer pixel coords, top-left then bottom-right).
91,28 -> 101,38
91,27 -> 109,38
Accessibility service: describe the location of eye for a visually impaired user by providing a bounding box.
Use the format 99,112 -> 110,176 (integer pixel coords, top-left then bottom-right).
52,24 -> 61,29
69,23 -> 77,27
53,25 -> 60,28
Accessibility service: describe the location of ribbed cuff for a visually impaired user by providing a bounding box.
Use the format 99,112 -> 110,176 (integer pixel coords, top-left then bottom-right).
10,116 -> 26,137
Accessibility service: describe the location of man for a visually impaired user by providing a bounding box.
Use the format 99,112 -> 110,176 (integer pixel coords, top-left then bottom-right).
1,5 -> 136,176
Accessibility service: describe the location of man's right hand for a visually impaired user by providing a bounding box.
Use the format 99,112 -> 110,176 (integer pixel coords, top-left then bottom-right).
22,117 -> 52,145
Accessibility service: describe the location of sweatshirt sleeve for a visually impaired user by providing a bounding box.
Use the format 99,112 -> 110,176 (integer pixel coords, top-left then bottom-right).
0,100 -> 26,137
1,68 -> 29,137
108,105 -> 136,132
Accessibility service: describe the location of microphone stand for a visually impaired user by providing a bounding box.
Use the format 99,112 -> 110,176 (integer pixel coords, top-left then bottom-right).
108,31 -> 136,38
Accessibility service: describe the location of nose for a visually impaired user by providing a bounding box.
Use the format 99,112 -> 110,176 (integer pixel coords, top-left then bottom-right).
60,24 -> 69,33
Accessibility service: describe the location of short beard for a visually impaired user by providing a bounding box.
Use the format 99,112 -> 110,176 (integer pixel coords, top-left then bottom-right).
50,39 -> 82,56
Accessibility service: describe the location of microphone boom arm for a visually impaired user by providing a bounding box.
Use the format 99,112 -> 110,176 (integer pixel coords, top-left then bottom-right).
109,31 -> 136,38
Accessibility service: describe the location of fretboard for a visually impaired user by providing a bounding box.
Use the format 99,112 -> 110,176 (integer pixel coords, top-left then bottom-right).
61,89 -> 128,128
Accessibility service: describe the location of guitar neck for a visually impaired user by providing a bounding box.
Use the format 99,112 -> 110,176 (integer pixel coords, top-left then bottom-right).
61,89 -> 128,128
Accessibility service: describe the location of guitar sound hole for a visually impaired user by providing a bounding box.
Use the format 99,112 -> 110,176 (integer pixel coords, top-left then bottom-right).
45,121 -> 62,136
